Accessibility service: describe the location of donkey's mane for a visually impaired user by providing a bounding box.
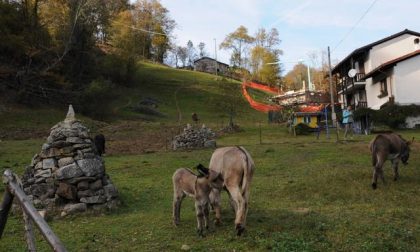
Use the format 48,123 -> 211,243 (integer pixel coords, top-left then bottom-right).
185,168 -> 197,176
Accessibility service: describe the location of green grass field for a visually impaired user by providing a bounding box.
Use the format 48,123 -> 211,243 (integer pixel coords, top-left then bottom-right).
0,62 -> 419,251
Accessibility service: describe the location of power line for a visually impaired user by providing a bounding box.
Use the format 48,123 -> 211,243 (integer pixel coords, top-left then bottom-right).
112,20 -> 168,37
332,0 -> 379,52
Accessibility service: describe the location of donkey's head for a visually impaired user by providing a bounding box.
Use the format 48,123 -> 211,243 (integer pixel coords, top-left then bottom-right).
401,137 -> 414,165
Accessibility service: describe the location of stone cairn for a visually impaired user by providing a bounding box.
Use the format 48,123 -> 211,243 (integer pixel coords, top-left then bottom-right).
172,124 -> 216,150
21,105 -> 119,216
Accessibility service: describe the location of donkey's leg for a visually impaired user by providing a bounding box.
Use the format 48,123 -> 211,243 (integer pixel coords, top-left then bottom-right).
204,202 -> 210,230
195,202 -> 205,237
242,188 -> 251,226
372,154 -> 385,189
210,188 -> 222,225
226,189 -> 237,213
227,186 -> 246,236
391,159 -> 399,181
173,192 -> 185,226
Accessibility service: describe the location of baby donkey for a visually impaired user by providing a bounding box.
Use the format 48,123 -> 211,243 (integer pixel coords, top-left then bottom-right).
172,164 -> 212,237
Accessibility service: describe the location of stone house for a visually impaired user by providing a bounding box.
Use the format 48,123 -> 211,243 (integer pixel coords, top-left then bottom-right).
194,57 -> 229,75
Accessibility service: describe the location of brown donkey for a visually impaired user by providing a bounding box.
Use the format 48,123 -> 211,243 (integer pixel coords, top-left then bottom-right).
369,133 -> 413,189
208,146 -> 255,236
172,164 -> 211,237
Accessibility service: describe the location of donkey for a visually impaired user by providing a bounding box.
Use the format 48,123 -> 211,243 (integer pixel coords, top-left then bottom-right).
94,134 -> 106,156
369,133 -> 413,189
172,164 -> 212,237
208,146 -> 255,236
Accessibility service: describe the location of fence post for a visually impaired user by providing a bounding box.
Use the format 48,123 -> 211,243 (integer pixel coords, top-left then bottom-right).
3,169 -> 67,252
23,211 -> 36,251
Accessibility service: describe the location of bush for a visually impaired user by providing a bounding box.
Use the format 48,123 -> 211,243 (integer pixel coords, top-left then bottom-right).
78,78 -> 114,119
101,54 -> 136,86
354,104 -> 420,129
294,123 -> 312,135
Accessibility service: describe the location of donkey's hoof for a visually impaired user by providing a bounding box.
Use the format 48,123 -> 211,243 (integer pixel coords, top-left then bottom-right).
236,224 -> 245,236
371,183 -> 377,190
196,229 -> 205,238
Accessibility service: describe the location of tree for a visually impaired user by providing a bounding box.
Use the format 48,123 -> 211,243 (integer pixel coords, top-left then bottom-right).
283,63 -> 310,91
220,25 -> 254,68
186,40 -> 196,67
131,0 -> 175,63
198,42 -> 206,57
249,28 -> 282,86
177,46 -> 187,67
212,79 -> 247,127
307,50 -> 330,91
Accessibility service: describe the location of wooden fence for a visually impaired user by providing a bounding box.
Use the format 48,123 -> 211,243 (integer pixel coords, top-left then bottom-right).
0,169 -> 67,252
0,72 -> 80,107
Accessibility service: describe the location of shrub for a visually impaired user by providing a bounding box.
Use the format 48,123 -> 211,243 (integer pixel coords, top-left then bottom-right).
354,104 -> 420,129
294,123 -> 312,135
78,78 -> 114,119
101,54 -> 136,86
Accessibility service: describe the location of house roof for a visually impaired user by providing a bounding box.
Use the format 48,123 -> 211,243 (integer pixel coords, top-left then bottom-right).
194,57 -> 229,67
332,29 -> 420,74
363,49 -> 420,79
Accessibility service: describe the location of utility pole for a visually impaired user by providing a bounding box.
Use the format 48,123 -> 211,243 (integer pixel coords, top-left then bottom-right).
328,46 -> 339,142
214,38 -> 218,76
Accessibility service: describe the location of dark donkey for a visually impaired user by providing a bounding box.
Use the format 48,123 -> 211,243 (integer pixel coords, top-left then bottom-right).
172,164 -> 212,237
369,133 -> 413,189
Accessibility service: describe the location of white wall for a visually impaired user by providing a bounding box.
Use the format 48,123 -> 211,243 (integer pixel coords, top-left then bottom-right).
364,34 -> 420,73
394,55 -> 420,105
365,74 -> 392,110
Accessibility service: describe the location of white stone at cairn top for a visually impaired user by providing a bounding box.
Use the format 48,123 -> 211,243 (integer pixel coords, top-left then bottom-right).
64,104 -> 76,125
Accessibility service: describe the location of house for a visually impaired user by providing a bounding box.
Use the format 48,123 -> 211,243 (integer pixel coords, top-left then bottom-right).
332,29 -> 420,130
194,57 -> 229,75
271,90 -> 330,106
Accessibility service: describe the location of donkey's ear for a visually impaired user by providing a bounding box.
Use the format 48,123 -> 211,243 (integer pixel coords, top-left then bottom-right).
407,137 -> 415,145
196,164 -> 209,176
196,163 -> 206,170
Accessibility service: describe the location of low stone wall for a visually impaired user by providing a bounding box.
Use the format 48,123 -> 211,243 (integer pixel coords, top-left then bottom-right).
172,124 -> 216,150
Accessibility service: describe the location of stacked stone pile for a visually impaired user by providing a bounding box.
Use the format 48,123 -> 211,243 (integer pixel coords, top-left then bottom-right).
21,105 -> 119,216
172,124 -> 216,150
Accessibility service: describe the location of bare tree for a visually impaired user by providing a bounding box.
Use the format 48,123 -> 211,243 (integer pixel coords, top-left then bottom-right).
198,42 -> 207,57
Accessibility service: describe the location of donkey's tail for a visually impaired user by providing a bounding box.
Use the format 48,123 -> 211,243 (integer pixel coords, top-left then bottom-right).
237,146 -> 254,195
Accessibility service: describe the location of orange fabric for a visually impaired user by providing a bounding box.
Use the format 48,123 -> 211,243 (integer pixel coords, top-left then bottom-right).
241,83 -> 282,113
243,82 -> 281,94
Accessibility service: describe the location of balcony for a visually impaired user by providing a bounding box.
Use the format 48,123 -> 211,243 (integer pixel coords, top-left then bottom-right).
357,101 -> 368,108
337,73 -> 366,95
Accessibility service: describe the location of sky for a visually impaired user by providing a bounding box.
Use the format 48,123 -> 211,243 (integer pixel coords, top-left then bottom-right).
159,0 -> 420,73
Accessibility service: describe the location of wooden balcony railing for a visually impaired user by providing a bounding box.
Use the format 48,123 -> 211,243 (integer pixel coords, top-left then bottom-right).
357,101 -> 367,108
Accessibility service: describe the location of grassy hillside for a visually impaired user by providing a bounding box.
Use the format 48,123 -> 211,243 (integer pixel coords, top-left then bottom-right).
0,62 -> 268,139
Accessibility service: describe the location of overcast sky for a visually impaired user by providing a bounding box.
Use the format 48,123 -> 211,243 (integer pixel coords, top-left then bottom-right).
159,0 -> 420,73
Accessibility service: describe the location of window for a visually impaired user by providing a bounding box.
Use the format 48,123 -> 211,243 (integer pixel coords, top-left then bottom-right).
378,78 -> 388,98
304,116 -> 311,124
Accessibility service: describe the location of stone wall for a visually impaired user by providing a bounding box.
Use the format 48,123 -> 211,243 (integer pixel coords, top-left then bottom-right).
172,124 -> 216,150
